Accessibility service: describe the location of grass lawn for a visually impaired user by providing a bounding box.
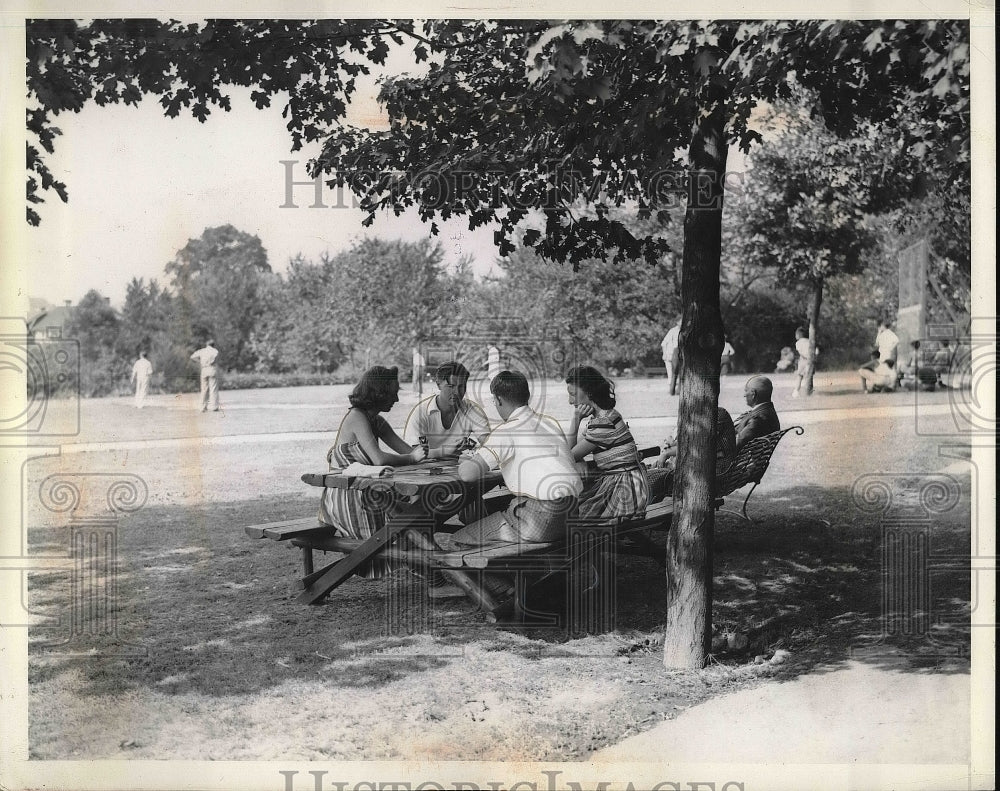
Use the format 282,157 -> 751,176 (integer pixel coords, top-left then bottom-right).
23,380 -> 974,761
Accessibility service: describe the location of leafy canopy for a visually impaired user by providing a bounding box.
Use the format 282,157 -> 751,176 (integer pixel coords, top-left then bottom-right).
316,19 -> 969,265
27,18 -> 969,259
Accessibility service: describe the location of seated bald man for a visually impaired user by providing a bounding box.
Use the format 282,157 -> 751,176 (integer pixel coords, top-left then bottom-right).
733,376 -> 781,450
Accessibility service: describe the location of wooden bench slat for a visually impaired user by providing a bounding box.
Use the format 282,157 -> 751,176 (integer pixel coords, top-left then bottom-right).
244,517 -> 324,540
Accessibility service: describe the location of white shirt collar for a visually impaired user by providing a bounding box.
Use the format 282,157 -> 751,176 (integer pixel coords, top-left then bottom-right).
505,404 -> 533,423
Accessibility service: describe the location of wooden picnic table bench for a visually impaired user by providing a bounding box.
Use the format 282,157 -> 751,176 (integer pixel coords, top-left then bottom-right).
244,448 -> 671,621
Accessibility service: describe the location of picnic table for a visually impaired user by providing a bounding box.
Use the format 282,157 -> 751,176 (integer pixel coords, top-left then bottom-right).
246,431 -> 803,629
246,452 -> 676,628
292,458 -> 510,609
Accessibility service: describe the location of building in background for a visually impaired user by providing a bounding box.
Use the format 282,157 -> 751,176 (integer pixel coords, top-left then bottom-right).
27,298 -> 75,340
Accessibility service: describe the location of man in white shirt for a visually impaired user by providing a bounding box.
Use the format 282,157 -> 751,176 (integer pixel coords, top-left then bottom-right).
130,351 -> 153,409
190,340 -> 220,412
875,319 -> 900,363
441,369 -> 582,549
720,336 -> 736,376
661,317 -> 682,395
404,361 -> 491,458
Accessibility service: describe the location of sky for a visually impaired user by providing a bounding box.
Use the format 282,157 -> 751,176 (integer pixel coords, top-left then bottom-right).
23,76 -> 502,310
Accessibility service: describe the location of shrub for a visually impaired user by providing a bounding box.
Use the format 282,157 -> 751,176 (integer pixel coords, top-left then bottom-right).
217,370 -> 354,390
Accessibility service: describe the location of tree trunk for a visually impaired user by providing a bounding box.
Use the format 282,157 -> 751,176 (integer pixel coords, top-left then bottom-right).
662,98 -> 727,669
803,278 -> 824,395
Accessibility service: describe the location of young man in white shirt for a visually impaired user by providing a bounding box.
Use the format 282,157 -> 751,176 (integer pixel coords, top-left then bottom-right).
404,361 -> 490,458
439,369 -> 582,550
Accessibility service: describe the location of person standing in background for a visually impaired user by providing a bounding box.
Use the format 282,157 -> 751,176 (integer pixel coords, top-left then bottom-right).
720,336 -> 736,376
875,318 -> 900,363
486,343 -> 502,381
190,340 -> 220,412
661,316 -> 682,395
791,327 -> 817,398
411,346 -> 426,395
130,351 -> 153,409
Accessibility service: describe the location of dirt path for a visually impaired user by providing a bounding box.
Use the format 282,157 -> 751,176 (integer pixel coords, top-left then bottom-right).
592,658 -> 971,764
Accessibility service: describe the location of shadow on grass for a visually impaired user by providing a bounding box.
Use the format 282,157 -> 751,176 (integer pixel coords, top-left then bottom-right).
614,479 -> 971,680
28,475 -> 972,699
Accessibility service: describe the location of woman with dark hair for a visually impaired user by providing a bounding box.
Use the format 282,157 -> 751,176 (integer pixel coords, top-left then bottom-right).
564,366 -> 649,519
319,365 -> 427,578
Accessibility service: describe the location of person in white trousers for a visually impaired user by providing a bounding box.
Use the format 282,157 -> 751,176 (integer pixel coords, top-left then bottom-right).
130,351 -> 153,409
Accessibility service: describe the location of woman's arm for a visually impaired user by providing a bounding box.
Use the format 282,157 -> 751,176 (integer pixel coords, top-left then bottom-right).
377,417 -> 415,455
570,438 -> 599,463
567,403 -> 594,449
351,412 -> 425,466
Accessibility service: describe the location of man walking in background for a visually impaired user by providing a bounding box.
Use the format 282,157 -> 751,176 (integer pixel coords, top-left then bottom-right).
130,350 -> 153,409
190,339 -> 220,412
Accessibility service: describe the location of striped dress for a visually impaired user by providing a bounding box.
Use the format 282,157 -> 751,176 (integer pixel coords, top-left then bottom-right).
318,413 -> 397,579
576,408 -> 650,519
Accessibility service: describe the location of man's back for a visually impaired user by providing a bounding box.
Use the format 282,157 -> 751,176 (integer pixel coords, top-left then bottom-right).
734,402 -> 780,450
192,346 -> 218,369
479,405 -> 581,500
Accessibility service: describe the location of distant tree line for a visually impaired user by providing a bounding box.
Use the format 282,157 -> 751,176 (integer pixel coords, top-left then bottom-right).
47,162 -> 969,399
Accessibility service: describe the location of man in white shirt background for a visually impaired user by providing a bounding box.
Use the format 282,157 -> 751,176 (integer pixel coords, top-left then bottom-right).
190,340 -> 220,412
720,336 -> 736,376
875,318 -> 900,363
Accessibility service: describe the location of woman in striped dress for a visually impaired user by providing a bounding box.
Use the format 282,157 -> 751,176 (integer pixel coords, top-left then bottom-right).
564,366 -> 649,519
319,365 -> 427,578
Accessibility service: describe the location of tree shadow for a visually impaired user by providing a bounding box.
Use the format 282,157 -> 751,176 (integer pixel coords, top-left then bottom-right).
27,474 -> 972,700
615,479 -> 971,678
